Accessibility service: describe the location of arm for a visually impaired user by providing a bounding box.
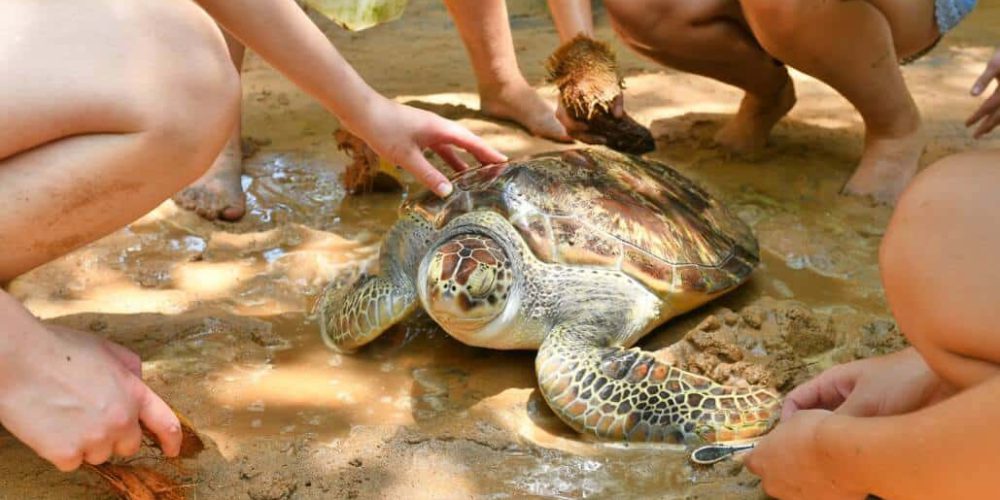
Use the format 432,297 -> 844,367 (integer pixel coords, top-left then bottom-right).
193,0 -> 506,196
745,348 -> 977,499
194,0 -> 373,131
818,375 -> 1000,499
0,290 -> 181,471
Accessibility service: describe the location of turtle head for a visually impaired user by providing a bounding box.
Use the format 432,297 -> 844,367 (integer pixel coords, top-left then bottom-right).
422,234 -> 514,333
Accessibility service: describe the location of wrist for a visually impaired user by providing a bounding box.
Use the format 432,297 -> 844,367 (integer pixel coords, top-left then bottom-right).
331,87 -> 388,136
814,413 -> 877,495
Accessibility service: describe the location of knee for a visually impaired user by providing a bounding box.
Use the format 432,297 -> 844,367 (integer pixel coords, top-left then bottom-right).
127,0 -> 240,177
879,151 -> 1000,349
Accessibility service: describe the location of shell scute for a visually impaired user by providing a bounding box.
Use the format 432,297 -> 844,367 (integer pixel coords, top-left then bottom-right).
406,148 -> 758,297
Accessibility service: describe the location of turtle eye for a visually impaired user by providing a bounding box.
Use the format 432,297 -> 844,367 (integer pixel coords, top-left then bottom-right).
465,265 -> 496,298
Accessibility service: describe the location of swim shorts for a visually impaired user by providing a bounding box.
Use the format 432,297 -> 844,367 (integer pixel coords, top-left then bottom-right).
936,0 -> 977,33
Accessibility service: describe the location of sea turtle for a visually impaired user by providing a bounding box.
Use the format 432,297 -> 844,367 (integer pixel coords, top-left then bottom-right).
316,147 -> 780,444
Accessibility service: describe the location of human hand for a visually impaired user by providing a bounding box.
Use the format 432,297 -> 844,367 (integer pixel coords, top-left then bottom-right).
967,46 -> 1000,139
0,316 -> 181,471
349,98 -> 507,197
746,410 -> 866,500
781,347 -> 953,421
555,93 -> 625,145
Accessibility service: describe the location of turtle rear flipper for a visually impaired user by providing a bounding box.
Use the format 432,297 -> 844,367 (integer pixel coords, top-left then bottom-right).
547,36 -> 654,155
536,321 -> 780,443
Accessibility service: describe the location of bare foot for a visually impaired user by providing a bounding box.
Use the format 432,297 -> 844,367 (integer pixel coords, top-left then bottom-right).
715,78 -> 797,154
172,134 -> 246,221
842,124 -> 926,205
480,80 -> 573,143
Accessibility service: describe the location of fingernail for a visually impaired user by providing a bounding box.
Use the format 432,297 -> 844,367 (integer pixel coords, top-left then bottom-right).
436,182 -> 453,197
973,85 -> 984,95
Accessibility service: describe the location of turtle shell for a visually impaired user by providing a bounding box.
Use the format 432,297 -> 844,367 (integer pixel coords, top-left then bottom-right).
404,148 -> 758,298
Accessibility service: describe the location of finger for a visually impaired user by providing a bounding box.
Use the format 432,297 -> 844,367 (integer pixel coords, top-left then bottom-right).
834,393 -> 878,417
974,111 -> 1000,139
563,118 -> 590,134
112,424 -> 143,458
440,125 -> 507,166
780,398 -> 803,421
557,108 -> 590,133
966,106 -> 987,128
83,441 -> 114,466
541,117 -> 573,143
47,448 -> 84,472
781,382 -> 821,421
971,65 -> 997,96
967,91 -> 1000,127
401,150 -> 452,197
104,341 -> 142,377
611,94 -> 625,119
432,144 -> 469,173
744,447 -> 762,475
782,366 -> 855,417
731,447 -> 754,464
137,385 -> 182,458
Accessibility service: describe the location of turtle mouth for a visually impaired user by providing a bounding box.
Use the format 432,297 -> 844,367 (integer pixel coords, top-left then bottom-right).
428,310 -> 494,329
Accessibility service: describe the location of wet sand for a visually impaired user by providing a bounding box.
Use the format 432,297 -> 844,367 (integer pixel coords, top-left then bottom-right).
3,1 -> 1000,498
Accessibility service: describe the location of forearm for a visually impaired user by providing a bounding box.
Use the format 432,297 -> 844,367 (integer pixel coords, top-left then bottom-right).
818,375 -> 1000,499
192,0 -> 382,130
546,0 -> 594,42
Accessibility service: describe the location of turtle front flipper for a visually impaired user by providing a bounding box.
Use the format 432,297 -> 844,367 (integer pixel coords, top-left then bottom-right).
536,322 -> 781,444
317,272 -> 417,352
317,213 -> 433,352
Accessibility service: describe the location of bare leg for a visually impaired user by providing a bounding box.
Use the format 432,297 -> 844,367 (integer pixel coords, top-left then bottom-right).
444,0 -> 571,142
604,0 -> 795,154
881,150 -> 1000,390
739,0 -> 938,204
547,0 -> 594,41
0,1 -> 237,469
0,0 -> 239,282
172,29 -> 248,221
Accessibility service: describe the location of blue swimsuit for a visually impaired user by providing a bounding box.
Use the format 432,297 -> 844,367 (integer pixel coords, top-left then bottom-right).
936,0 -> 977,33
900,0 -> 976,64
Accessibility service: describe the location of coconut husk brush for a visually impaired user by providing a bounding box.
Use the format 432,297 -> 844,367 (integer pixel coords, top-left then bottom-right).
335,129 -> 405,194
547,35 -> 654,154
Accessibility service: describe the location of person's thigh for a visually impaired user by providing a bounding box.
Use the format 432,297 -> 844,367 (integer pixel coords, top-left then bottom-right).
881,150 -> 1000,388
866,0 -> 939,57
604,0 -> 743,51
0,0 -> 234,160
0,0 -> 239,281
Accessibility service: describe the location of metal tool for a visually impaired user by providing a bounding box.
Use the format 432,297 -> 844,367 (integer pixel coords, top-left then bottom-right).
690,442 -> 757,465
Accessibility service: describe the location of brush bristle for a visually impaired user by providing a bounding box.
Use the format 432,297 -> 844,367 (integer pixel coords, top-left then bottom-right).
546,35 -> 623,119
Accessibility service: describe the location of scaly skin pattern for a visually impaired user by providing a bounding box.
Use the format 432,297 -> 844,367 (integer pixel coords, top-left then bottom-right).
318,213 -> 433,351
537,323 -> 780,444
319,148 -> 781,443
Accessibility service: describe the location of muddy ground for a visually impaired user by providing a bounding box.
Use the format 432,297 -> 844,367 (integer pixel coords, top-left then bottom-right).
3,1 -> 999,499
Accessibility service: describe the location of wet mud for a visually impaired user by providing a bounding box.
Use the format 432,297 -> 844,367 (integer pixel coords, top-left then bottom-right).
4,1 -> 1000,498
